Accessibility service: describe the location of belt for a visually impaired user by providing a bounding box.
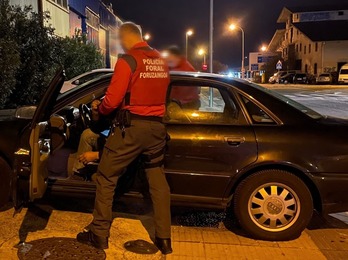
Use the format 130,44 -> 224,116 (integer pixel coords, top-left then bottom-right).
130,113 -> 163,123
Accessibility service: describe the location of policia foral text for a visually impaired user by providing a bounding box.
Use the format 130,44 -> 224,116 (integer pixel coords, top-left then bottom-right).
77,22 -> 173,255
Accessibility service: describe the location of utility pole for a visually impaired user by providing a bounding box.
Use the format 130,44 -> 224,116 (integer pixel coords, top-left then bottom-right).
209,0 -> 214,107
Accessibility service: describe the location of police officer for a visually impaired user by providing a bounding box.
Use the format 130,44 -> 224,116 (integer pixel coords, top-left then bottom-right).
77,22 -> 172,255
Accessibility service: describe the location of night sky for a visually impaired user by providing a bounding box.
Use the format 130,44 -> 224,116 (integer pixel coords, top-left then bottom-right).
108,0 -> 344,69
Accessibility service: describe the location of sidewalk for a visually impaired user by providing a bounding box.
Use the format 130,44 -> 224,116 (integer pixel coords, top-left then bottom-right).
1,205 -> 348,259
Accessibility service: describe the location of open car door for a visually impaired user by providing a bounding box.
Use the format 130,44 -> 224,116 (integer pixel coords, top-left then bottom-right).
13,69 -> 66,211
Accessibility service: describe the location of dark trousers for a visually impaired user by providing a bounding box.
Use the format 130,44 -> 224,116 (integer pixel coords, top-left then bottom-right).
90,120 -> 171,239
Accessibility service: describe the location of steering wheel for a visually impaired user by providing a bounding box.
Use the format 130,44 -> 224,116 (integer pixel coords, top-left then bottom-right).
79,104 -> 92,129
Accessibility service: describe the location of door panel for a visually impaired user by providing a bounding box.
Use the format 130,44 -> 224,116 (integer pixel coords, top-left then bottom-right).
29,122 -> 50,200
164,80 -> 257,199
165,125 -> 257,198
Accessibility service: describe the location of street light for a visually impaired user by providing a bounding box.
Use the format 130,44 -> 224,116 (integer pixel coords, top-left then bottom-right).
185,29 -> 194,59
260,45 -> 267,52
198,48 -> 206,65
229,23 -> 245,79
144,33 -> 151,41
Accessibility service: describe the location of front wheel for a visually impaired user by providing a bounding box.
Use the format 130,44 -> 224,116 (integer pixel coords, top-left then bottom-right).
233,170 -> 313,241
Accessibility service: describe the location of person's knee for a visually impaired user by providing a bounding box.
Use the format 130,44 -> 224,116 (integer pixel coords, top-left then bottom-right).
81,129 -> 98,146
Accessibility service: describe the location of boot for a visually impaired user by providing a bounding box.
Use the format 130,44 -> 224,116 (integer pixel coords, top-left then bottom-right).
154,237 -> 172,255
77,230 -> 108,250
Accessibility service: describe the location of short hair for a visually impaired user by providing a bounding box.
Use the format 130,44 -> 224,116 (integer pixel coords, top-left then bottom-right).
119,22 -> 142,37
166,45 -> 183,56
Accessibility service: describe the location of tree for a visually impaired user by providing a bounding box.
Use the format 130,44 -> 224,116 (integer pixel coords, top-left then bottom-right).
212,60 -> 229,74
56,35 -> 104,80
0,1 -> 104,108
261,54 -> 282,82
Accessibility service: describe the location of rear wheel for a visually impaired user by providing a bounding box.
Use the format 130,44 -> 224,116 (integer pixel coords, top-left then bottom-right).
0,157 -> 11,209
233,169 -> 313,241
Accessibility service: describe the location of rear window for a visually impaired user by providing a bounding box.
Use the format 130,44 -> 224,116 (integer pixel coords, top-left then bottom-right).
248,83 -> 323,120
340,69 -> 348,75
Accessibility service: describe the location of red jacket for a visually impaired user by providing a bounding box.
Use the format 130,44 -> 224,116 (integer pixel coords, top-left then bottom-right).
99,42 -> 170,117
170,58 -> 199,104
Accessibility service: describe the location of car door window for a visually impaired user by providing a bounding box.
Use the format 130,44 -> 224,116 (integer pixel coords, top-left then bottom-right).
240,95 -> 275,124
165,82 -> 239,125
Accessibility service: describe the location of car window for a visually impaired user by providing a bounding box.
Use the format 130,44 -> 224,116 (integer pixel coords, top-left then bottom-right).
73,72 -> 109,85
240,95 -> 275,124
164,82 -> 240,125
248,82 -> 323,120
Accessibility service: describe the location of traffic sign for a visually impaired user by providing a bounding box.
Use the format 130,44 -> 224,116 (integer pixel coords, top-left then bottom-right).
276,60 -> 283,70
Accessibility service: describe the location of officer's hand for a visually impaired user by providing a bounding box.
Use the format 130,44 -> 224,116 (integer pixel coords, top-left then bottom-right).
91,100 -> 101,121
79,152 -> 99,165
91,100 -> 101,111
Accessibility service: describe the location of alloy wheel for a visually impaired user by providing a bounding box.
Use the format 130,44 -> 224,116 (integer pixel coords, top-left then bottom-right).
248,183 -> 300,232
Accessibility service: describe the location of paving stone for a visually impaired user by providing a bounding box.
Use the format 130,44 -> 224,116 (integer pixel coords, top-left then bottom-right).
277,231 -> 319,249
201,229 -> 240,245
321,250 -> 348,260
307,229 -> 348,251
171,226 -> 203,242
169,241 -> 205,258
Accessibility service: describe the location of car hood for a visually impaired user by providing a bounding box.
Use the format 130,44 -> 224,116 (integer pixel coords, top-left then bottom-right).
0,109 -> 16,121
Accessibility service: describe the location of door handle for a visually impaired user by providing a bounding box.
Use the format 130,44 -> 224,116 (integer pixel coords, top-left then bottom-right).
224,136 -> 245,146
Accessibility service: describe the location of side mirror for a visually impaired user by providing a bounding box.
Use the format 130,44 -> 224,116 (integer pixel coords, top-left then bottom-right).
15,106 -> 37,119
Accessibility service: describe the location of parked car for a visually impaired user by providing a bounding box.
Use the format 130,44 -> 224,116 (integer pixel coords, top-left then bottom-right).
269,71 -> 287,84
61,68 -> 114,93
293,73 -> 308,84
339,64 -> 348,84
2,70 -> 348,241
316,73 -> 333,84
279,73 -> 295,84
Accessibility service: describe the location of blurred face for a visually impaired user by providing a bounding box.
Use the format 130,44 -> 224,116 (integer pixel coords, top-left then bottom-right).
165,53 -> 182,69
118,29 -> 134,52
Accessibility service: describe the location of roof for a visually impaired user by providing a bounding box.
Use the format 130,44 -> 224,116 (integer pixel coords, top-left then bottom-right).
268,29 -> 286,52
294,20 -> 348,41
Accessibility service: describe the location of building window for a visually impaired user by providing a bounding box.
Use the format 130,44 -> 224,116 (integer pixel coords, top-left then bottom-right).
314,63 -> 318,75
309,44 -> 311,54
296,44 -> 298,52
315,43 -> 318,52
300,43 -> 302,52
304,45 -> 307,54
305,64 -> 308,73
51,0 -> 68,9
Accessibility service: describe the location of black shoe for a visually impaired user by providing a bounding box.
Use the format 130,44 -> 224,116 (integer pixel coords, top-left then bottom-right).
76,230 -> 109,250
154,237 -> 172,255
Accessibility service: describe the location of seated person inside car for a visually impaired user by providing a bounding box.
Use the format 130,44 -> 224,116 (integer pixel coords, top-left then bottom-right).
72,100 -> 110,179
164,46 -> 200,110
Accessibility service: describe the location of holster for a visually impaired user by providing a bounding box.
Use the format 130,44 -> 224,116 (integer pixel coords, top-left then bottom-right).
115,109 -> 132,128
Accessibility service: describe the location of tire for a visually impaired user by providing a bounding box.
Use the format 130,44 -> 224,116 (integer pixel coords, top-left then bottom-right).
0,157 -> 11,209
233,170 -> 313,241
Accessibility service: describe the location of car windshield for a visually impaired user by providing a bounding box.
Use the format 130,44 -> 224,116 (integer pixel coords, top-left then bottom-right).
340,69 -> 348,74
57,73 -> 112,100
248,83 -> 323,120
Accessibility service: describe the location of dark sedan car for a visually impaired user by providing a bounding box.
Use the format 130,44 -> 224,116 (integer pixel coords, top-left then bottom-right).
279,73 -> 295,84
293,73 -> 308,84
1,70 -> 348,242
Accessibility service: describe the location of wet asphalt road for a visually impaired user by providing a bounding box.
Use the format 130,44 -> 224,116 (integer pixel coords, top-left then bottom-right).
271,85 -> 348,119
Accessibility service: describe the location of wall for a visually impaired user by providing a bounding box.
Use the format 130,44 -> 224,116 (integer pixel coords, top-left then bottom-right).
323,41 -> 348,72
9,0 -> 38,12
42,0 -> 69,37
